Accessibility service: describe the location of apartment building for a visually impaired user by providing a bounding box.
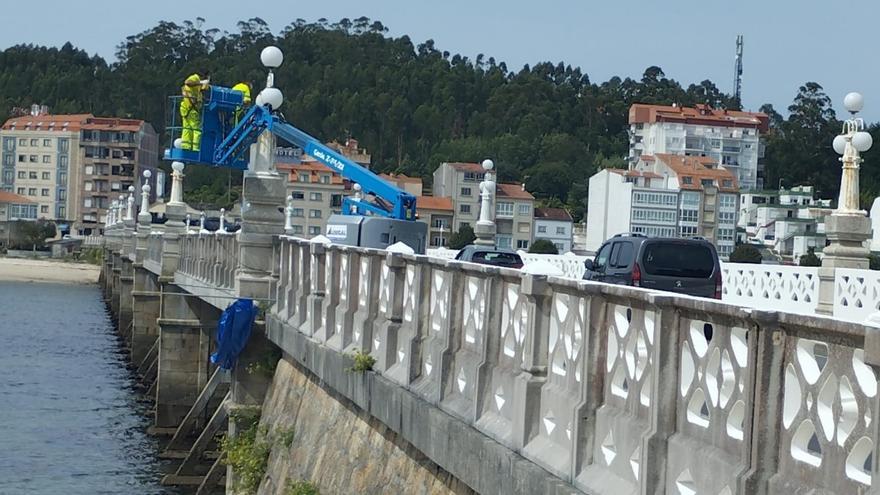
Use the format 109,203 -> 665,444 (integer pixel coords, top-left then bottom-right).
0,111 -> 158,235
277,161 -> 348,237
416,196 -> 454,247
380,173 -> 423,197
495,183 -> 535,250
432,162 -> 485,232
534,207 -> 574,252
587,154 -> 739,257
628,103 -> 769,190
739,186 -> 831,260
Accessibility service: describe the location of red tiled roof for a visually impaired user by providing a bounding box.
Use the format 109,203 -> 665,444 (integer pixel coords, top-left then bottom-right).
277,162 -> 344,185
416,196 -> 453,211
629,103 -> 769,132
652,154 -> 739,192
2,114 -> 92,131
1,114 -> 147,132
0,191 -> 34,204
380,173 -> 422,184
608,169 -> 663,179
534,207 -> 572,221
497,183 -> 534,200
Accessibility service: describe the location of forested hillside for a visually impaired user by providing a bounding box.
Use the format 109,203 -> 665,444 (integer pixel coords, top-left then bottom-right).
1,17 -> 876,214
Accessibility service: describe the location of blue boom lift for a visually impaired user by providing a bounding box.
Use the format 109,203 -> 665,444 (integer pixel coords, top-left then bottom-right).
164,85 -> 427,253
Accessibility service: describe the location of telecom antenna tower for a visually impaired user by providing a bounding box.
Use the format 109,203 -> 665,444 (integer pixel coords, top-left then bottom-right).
733,35 -> 743,104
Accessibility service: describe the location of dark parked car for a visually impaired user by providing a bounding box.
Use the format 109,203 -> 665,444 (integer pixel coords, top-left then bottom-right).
455,245 -> 524,269
583,234 -> 722,299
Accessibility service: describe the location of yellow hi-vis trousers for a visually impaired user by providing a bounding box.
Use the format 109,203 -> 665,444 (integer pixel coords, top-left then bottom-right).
179,98 -> 202,152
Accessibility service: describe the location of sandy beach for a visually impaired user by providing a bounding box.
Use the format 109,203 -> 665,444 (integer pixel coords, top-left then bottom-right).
0,257 -> 101,285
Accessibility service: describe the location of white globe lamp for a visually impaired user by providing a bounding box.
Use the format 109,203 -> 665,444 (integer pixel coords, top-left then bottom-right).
143,169 -> 152,179
172,161 -> 185,173
853,131 -> 873,152
173,138 -> 183,149
482,159 -> 494,171
833,135 -> 847,155
261,46 -> 284,69
844,92 -> 864,114
260,87 -> 283,110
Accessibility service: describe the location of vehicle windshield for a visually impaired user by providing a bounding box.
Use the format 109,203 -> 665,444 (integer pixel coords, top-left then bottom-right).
472,251 -> 522,266
642,243 -> 714,278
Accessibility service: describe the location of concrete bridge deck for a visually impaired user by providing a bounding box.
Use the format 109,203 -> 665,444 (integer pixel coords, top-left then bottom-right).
99,216 -> 880,494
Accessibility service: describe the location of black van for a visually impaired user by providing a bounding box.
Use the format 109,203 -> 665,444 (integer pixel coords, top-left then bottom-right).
583,234 -> 722,299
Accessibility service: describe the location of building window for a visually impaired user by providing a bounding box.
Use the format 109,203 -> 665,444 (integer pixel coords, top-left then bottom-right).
42,172 -> 50,180
432,236 -> 447,247
717,228 -> 735,242
682,177 -> 693,185
298,173 -> 309,182
84,198 -> 93,208
556,226 -> 566,235
40,205 -> 49,213
679,225 -> 698,237
43,138 -> 51,147
309,209 -> 321,218
460,187 -> 472,196
29,155 -> 37,163
18,155 -> 25,163
310,192 -> 322,201
459,222 -> 470,229
722,179 -> 733,188
538,225 -> 547,233
459,204 -> 471,214
17,187 -> 24,195
497,236 -> 512,249
308,226 -> 321,235
718,211 -> 736,223
432,218 -> 447,229
292,208 -> 304,217
58,188 -> 66,201
30,139 -> 38,147
463,172 -> 485,182
59,156 -> 67,168
17,171 -> 26,179
41,188 -> 49,197
292,225 -> 303,234
28,188 -> 36,196
517,222 -> 530,233
518,204 -> 531,216
633,191 -> 678,207
330,194 -> 342,208
496,201 -> 514,217
42,155 -> 50,164
719,194 -> 736,209
27,171 -> 37,179
291,191 -> 304,200
320,174 -> 330,184
632,209 -> 677,223
701,179 -> 714,187
679,209 -> 699,223
59,171 -> 67,183
59,139 -> 69,152
18,138 -> 26,146
58,206 -> 65,218
2,154 -> 12,166
516,239 -> 529,249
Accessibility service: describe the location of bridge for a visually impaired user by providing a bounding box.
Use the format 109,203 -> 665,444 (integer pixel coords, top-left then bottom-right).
97,164 -> 880,495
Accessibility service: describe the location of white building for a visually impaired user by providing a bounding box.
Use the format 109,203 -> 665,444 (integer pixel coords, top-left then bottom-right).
629,103 -> 769,190
739,186 -> 831,260
533,207 -> 574,252
586,154 -> 739,257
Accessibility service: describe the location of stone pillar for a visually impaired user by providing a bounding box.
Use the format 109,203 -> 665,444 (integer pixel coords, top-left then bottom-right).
155,290 -> 216,428
474,159 -> 497,246
512,273 -> 551,449
817,214 -> 871,315
237,131 -> 286,300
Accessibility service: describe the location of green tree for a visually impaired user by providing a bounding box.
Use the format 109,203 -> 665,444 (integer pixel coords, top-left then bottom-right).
11,219 -> 55,251
729,244 -> 762,264
529,239 -> 559,254
798,247 -> 821,267
448,224 -> 475,249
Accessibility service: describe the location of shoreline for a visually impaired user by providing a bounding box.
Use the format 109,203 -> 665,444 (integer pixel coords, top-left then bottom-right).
0,257 -> 101,285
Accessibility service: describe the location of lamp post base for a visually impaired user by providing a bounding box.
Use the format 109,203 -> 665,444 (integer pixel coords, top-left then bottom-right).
816,213 -> 871,315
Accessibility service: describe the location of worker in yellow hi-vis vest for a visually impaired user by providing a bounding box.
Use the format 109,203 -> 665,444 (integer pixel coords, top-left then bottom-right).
231,82 -> 252,125
179,71 -> 210,151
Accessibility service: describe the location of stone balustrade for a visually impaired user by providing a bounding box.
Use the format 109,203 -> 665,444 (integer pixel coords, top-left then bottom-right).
145,232 -> 163,273
271,235 -> 880,494
177,232 -> 240,291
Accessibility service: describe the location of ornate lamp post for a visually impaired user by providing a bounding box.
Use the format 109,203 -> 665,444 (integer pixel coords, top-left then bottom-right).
474,159 -> 497,246
817,92 -> 873,315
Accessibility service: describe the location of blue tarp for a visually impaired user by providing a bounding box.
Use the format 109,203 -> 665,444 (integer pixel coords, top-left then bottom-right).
210,298 -> 257,370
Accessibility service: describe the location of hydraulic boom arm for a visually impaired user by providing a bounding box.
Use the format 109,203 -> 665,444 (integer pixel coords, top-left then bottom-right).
211,103 -> 417,221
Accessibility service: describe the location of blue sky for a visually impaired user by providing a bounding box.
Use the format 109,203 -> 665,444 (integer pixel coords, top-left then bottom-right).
2,0 -> 877,121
